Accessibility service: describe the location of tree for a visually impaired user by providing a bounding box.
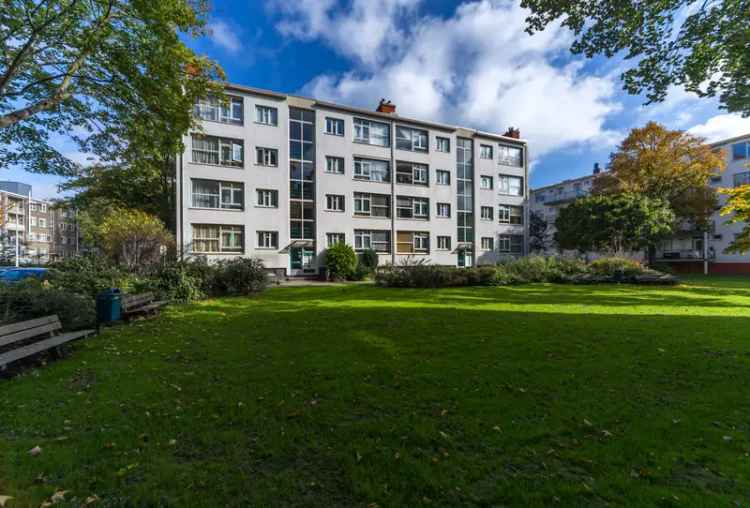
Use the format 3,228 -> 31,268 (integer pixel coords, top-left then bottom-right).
0,0 -> 223,175
325,243 -> 358,281
528,211 -> 549,253
593,122 -> 724,229
81,206 -> 173,272
718,184 -> 750,253
521,0 -> 750,116
555,193 -> 675,254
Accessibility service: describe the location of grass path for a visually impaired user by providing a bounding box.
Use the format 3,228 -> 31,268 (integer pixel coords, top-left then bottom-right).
2,278 -> 750,506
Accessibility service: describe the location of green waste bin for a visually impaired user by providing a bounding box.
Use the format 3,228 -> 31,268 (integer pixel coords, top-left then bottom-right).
96,288 -> 122,324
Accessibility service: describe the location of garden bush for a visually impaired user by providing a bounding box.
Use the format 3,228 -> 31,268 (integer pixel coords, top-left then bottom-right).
213,258 -> 268,295
151,260 -> 209,302
47,254 -> 137,298
0,280 -> 95,330
326,243 -> 358,281
359,249 -> 379,272
588,257 -> 645,278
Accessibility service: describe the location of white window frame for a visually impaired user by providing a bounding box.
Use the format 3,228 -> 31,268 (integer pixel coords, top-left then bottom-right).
480,144 -> 493,160
354,118 -> 390,146
192,224 -> 244,254
436,170 -> 450,185
480,175 -> 493,190
480,206 -> 493,221
436,137 -> 450,153
256,147 -> 278,167
414,232 -> 430,252
436,203 -> 451,218
326,156 -> 345,174
194,95 -> 243,125
191,135 -> 244,168
192,179 -> 244,210
256,189 -> 278,208
326,233 -> 345,247
498,144 -> 523,167
481,237 -> 494,251
354,158 -> 390,182
354,229 -> 390,252
437,236 -> 451,250
354,192 -> 390,218
396,126 -> 429,152
396,162 -> 429,186
257,231 -> 278,249
326,194 -> 345,212
498,175 -> 524,196
255,105 -> 278,126
325,117 -> 344,136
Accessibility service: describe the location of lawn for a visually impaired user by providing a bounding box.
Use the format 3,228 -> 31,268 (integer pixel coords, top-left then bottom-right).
2,277 -> 750,506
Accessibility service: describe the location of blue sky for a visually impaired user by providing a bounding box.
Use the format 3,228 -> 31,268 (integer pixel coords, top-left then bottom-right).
8,0 -> 750,199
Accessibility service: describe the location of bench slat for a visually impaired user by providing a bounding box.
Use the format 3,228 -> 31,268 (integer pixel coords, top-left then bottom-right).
0,329 -> 94,368
0,322 -> 61,348
0,316 -> 58,337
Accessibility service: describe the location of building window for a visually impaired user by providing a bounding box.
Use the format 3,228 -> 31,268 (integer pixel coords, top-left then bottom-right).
192,179 -> 244,210
436,137 -> 450,153
481,237 -> 494,250
256,189 -> 278,208
192,224 -> 243,253
38,218 -> 46,228
396,161 -> 429,186
499,205 -> 524,224
194,95 -> 243,125
498,175 -> 524,196
734,171 -> 750,187
437,203 -> 451,218
480,206 -> 493,221
436,170 -> 450,185
325,156 -> 345,174
354,192 -> 391,218
325,117 -> 344,136
355,230 -> 391,252
397,196 -> 429,219
257,231 -> 278,249
326,194 -> 345,212
498,234 -> 523,253
457,137 -> 474,246
255,105 -> 278,126
437,236 -> 451,250
397,231 -> 430,254
255,147 -> 278,167
396,126 -> 429,152
732,142 -> 749,160
498,144 -> 523,167
354,118 -> 390,146
289,108 -> 316,241
480,145 -> 493,159
326,233 -> 345,247
354,158 -> 390,182
480,175 -> 493,189
191,134 -> 243,167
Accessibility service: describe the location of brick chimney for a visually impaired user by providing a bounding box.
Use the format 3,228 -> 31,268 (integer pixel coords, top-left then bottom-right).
503,127 -> 520,139
376,98 -> 396,114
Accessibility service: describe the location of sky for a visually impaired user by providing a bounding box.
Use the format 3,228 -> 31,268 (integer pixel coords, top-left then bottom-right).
7,0 -> 750,199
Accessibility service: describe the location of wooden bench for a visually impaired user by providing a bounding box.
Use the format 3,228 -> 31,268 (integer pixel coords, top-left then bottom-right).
0,315 -> 94,370
121,292 -> 167,318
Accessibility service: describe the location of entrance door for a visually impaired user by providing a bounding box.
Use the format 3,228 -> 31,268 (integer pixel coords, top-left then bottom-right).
458,250 -> 474,268
290,247 -> 316,276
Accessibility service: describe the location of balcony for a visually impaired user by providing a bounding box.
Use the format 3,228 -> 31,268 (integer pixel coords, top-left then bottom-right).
542,189 -> 588,206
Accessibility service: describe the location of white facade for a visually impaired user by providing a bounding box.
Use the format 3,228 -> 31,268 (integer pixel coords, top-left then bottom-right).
176,84 -> 530,275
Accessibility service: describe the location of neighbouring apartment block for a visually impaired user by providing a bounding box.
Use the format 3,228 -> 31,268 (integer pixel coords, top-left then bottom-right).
530,133 -> 750,273
176,84 -> 530,276
0,181 -> 82,263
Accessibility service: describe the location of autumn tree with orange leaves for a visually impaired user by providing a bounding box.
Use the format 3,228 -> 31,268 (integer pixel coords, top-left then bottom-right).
593,122 -> 725,230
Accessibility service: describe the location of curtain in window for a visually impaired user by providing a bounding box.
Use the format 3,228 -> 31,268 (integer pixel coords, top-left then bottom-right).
192,180 -> 220,208
193,225 -> 219,252
192,136 -> 219,164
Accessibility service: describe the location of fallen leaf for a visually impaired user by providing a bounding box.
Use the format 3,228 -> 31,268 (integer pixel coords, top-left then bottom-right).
583,419 -> 593,427
84,494 -> 100,505
29,446 -> 42,456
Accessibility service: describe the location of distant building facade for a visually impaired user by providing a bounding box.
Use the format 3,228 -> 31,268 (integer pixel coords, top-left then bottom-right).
0,182 -> 81,264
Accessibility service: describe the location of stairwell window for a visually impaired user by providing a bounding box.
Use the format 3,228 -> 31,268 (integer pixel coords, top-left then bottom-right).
255,105 -> 278,126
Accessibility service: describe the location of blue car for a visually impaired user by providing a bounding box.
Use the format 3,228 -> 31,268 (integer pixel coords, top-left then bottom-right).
0,268 -> 49,284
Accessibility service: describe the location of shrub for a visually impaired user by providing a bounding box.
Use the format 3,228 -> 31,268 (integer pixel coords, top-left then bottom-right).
326,243 -> 358,281
0,280 -> 95,330
213,258 -> 268,295
502,256 -> 551,283
589,257 -> 645,278
359,249 -> 379,271
152,261 -> 207,302
47,254 -> 135,298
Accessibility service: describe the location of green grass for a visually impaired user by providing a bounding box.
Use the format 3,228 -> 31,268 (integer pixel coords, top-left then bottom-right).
2,279 -> 750,506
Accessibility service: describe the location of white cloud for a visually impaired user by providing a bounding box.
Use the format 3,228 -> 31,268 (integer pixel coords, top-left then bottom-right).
271,0 -> 621,158
271,0 -> 420,67
207,20 -> 242,53
688,114 -> 750,143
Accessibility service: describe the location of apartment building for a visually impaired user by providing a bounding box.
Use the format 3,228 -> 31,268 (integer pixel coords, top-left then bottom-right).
530,164 -> 602,253
0,182 -> 53,262
655,133 -> 750,273
176,84 -> 529,276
